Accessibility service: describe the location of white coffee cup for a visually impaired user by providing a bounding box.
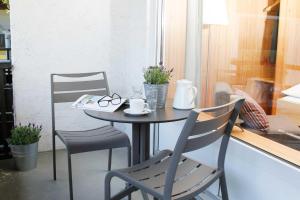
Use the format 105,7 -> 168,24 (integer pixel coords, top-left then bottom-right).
129,99 -> 148,113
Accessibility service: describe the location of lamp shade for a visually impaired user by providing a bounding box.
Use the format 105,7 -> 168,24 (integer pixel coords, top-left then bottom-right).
203,0 -> 228,25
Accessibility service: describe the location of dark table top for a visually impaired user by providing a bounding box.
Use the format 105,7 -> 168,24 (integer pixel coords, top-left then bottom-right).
84,104 -> 191,124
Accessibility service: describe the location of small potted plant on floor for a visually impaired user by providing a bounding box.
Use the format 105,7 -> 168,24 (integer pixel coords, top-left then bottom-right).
10,123 -> 42,171
144,65 -> 173,108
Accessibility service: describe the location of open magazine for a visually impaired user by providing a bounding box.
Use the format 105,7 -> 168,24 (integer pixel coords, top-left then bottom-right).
72,94 -> 126,112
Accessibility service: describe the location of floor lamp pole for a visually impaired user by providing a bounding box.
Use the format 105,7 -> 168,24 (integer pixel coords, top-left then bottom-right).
159,0 -> 165,65
205,25 -> 211,107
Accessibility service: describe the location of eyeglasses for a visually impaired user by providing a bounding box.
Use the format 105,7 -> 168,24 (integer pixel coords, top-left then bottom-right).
97,93 -> 122,107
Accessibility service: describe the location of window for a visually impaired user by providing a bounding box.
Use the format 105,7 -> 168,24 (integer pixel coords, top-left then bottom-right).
163,0 -> 300,165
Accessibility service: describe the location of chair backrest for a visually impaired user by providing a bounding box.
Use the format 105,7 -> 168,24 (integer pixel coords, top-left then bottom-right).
50,72 -> 110,132
214,82 -> 233,116
164,98 -> 244,197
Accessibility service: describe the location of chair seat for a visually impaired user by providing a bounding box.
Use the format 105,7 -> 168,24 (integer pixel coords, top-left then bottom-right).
56,125 -> 130,154
110,150 -> 222,199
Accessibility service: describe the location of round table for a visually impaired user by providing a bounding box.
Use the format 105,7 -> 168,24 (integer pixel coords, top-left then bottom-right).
84,105 -> 190,165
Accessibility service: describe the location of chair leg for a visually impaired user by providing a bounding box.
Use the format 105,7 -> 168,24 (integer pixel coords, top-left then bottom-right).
105,173 -> 113,200
127,146 -> 131,167
67,153 -> 74,200
127,186 -> 132,200
52,133 -> 56,180
127,146 -> 132,200
125,183 -> 132,200
108,149 -> 112,171
220,174 -> 229,200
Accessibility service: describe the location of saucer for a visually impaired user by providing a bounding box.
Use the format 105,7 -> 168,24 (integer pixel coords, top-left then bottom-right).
123,108 -> 151,116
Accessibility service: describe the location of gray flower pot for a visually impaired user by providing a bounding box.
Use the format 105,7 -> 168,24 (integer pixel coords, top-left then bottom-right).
144,83 -> 169,108
11,142 -> 38,171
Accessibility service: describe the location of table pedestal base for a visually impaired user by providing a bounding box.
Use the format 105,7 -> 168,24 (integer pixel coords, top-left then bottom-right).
132,123 -> 150,165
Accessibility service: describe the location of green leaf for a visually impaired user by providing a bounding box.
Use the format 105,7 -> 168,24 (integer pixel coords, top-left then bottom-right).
143,65 -> 173,84
10,123 -> 42,145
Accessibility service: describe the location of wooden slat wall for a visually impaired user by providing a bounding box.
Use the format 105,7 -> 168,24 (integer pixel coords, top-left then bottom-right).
162,0 -> 300,162
201,0 -> 277,107
272,0 -> 300,114
163,0 -> 300,117
163,0 -> 187,98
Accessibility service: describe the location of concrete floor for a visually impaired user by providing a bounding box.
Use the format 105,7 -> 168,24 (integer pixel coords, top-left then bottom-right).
0,149 -> 217,200
0,149 -> 132,200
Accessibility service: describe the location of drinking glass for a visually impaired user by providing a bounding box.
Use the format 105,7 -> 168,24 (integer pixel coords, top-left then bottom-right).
146,88 -> 158,111
131,85 -> 143,99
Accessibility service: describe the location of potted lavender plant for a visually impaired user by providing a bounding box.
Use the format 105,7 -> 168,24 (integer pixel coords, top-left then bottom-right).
144,65 -> 173,108
10,123 -> 42,171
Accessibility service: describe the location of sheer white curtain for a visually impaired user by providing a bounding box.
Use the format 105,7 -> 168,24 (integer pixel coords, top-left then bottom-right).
184,0 -> 203,106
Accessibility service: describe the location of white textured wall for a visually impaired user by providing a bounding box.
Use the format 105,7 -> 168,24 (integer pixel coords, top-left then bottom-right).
10,0 -> 155,151
159,122 -> 300,200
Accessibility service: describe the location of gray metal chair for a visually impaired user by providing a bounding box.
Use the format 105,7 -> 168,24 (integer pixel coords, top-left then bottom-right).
50,72 -> 131,200
105,98 -> 244,200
